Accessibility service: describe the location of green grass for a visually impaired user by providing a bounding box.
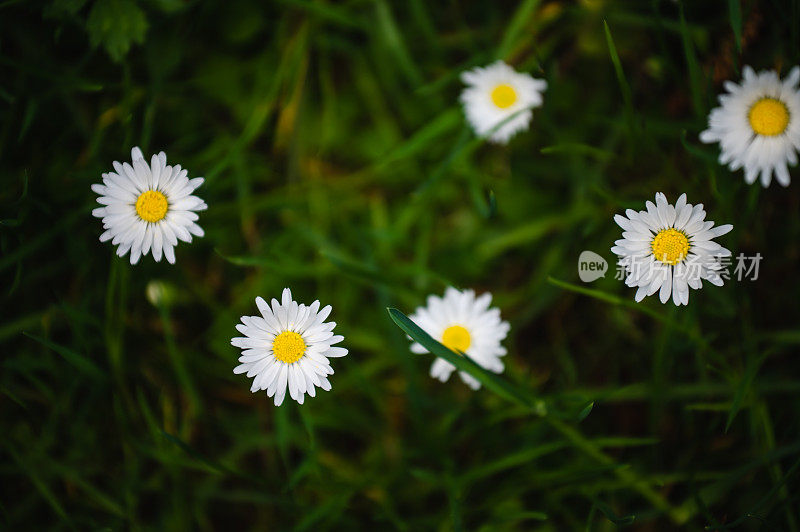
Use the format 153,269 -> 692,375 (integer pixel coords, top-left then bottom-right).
2,0 -> 800,529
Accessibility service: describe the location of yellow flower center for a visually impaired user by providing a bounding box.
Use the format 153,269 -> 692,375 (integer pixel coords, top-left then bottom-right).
135,190 -> 168,223
490,83 -> 518,109
651,228 -> 690,265
748,97 -> 790,136
442,325 -> 471,353
272,331 -> 306,364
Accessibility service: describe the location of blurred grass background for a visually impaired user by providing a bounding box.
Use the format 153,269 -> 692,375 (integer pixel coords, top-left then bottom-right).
2,0 -> 800,529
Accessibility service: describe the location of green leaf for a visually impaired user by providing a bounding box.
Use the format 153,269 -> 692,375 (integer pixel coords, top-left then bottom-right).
386,308 -> 546,414
87,0 -> 147,61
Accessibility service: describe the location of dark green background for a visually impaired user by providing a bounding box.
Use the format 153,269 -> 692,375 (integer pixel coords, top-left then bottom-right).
2,0 -> 800,529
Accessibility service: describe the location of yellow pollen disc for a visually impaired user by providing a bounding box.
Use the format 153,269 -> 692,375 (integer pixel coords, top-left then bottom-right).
490,83 -> 518,109
442,325 -> 471,353
748,97 -> 789,136
651,228 -> 690,265
135,190 -> 168,223
272,331 -> 306,364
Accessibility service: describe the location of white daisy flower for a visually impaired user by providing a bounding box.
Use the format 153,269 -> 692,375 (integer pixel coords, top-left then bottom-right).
611,193 -> 733,306
232,288 -> 347,406
91,147 -> 207,264
700,65 -> 800,187
409,287 -> 510,390
460,60 -> 547,144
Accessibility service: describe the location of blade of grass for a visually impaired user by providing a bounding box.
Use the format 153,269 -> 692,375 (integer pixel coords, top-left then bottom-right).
547,417 -> 689,524
461,437 -> 657,484
0,312 -> 42,342
541,142 -> 614,162
3,443 -> 72,526
0,209 -> 82,273
276,0 -> 367,30
156,301 -> 201,438
460,441 -> 568,483
375,109 -> 461,170
708,456 -> 800,530
678,2 -> 705,117
680,129 -> 719,164
497,0 -> 541,59
373,0 -> 423,86
498,511 -> 548,523
603,20 -> 636,142
725,351 -> 767,432
161,431 -> 273,487
386,308 -> 547,414
447,472 -> 464,532
479,209 -> 590,260
547,276 -> 713,349
591,497 -> 636,525
387,304 -> 683,521
23,332 -> 104,380
728,0 -> 742,54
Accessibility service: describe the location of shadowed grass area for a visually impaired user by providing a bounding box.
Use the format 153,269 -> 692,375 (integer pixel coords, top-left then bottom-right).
2,0 -> 800,529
